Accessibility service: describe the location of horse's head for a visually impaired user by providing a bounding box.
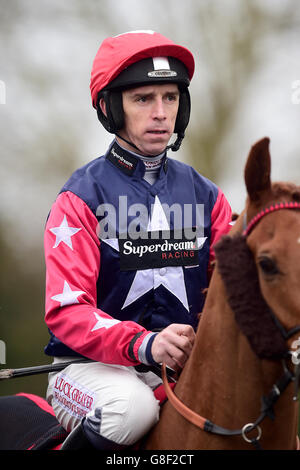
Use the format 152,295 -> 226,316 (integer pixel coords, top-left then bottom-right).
244,138 -> 300,340
215,138 -> 300,360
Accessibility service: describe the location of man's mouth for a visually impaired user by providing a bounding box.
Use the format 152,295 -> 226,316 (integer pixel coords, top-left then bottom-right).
147,130 -> 168,135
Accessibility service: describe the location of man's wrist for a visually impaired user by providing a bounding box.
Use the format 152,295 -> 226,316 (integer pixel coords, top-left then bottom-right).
143,332 -> 159,365
128,331 -> 158,365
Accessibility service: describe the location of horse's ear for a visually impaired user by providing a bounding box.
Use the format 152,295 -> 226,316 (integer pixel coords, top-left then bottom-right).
244,137 -> 271,202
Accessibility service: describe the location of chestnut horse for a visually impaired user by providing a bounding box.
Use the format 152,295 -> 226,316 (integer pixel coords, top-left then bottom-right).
145,137 -> 300,450
0,138 -> 299,451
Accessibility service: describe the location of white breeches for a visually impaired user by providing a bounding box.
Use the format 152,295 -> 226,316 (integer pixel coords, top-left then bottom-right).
46,359 -> 161,447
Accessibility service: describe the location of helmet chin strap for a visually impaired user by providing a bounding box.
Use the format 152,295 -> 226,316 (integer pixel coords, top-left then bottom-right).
115,132 -> 184,156
166,132 -> 184,152
115,133 -> 141,153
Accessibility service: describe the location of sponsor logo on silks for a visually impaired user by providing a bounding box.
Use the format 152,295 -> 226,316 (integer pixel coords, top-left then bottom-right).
53,373 -> 95,420
107,143 -> 138,176
119,228 -> 206,271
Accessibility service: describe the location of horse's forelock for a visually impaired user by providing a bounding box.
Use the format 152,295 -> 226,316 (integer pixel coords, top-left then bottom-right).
272,182 -> 300,202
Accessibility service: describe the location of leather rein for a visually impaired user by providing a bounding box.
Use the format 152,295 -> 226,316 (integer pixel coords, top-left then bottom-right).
162,201 -> 300,448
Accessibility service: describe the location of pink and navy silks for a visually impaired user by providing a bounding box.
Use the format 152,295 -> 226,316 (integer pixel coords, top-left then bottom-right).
44,140 -> 232,366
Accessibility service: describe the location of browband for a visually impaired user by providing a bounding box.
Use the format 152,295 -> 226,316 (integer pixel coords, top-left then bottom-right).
243,201 -> 300,237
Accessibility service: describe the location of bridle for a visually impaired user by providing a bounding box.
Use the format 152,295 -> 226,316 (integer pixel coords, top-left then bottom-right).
162,201 -> 300,449
242,201 -> 300,237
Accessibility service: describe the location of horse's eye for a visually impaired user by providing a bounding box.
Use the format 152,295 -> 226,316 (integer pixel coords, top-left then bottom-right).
257,256 -> 280,277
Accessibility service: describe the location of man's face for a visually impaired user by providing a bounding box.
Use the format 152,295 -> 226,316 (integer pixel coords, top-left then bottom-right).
118,83 -> 180,156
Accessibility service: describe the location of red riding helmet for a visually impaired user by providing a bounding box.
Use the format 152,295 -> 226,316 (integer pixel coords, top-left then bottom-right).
90,30 -> 195,152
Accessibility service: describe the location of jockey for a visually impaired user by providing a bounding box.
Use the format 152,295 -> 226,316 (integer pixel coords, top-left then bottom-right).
44,30 -> 232,449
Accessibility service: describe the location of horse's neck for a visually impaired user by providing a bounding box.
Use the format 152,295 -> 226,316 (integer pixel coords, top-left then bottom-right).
171,269 -> 298,448
146,213 -> 298,449
176,269 -> 267,419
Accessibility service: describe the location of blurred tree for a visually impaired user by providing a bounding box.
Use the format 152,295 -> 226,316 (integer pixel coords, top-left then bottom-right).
168,1 -> 300,183
0,220 -> 48,396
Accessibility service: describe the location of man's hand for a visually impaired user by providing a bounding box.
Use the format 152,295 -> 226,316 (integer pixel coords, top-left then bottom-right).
151,324 -> 195,370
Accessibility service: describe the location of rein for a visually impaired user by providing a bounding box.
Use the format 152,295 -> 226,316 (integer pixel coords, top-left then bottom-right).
162,360 -> 297,448
162,201 -> 300,448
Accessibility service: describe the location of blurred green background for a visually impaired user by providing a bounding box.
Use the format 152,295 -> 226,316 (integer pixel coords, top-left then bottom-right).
0,0 -> 300,402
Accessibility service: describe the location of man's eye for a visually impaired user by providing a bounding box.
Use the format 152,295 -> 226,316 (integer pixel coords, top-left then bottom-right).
166,95 -> 177,101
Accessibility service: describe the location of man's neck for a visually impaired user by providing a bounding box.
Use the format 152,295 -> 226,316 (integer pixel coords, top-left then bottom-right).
115,139 -> 165,185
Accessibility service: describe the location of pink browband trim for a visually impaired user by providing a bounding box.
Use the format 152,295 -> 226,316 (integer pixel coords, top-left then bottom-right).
243,201 -> 300,237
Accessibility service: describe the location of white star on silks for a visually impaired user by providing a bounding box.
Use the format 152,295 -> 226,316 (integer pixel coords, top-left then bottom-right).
91,312 -> 121,331
49,215 -> 81,250
51,280 -> 85,307
101,196 -> 207,312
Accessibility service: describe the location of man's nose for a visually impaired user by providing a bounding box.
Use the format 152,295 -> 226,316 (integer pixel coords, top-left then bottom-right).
152,98 -> 166,120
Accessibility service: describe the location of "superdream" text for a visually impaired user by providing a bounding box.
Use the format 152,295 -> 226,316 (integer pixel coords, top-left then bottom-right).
122,239 -> 196,257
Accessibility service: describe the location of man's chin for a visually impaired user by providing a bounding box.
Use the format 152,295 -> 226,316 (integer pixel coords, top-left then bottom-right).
141,141 -> 170,156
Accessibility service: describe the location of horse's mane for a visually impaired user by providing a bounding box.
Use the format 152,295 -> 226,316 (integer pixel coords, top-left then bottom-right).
214,233 -> 288,360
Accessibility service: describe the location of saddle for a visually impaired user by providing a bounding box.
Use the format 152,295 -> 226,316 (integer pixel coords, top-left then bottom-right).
0,393 -> 67,450
0,384 -> 175,450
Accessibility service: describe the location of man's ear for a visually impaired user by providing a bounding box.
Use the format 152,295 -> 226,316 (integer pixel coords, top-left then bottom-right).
99,97 -> 107,117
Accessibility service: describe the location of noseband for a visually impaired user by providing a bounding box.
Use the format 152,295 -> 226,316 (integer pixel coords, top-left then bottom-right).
162,201 -> 300,449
